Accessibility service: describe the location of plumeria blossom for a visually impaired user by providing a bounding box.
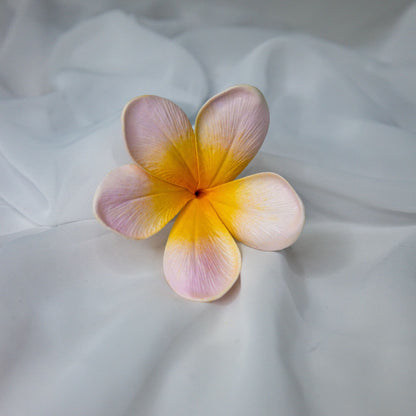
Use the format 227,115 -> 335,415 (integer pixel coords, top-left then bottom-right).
94,85 -> 304,302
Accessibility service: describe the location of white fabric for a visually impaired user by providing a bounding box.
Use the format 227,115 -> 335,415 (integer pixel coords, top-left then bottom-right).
1,1 -> 416,415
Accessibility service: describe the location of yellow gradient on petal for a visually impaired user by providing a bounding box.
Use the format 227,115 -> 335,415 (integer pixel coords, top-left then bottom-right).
195,85 -> 269,188
163,197 -> 241,302
123,95 -> 199,192
205,172 -> 305,251
94,164 -> 194,239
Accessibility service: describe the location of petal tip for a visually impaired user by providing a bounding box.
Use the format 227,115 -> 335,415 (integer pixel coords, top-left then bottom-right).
256,173 -> 305,251
121,94 -> 156,122
163,242 -> 242,302
163,260 -> 241,303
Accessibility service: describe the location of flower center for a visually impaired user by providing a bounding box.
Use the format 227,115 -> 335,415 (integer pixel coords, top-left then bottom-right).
194,189 -> 203,198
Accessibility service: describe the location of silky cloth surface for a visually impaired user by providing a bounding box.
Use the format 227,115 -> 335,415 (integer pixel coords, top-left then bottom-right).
1,1 -> 416,415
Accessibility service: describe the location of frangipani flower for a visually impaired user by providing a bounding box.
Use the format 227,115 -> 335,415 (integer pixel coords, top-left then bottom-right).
94,85 -> 304,302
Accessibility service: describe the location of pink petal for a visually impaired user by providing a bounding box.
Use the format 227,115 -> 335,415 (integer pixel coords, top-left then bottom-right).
195,85 -> 269,188
163,197 -> 241,302
94,164 -> 193,239
205,173 -> 305,251
123,95 -> 198,192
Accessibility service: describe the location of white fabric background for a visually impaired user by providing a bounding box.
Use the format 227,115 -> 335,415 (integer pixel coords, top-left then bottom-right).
1,1 -> 416,415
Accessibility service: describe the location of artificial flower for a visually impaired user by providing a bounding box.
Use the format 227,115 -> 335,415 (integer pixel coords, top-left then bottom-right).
94,85 -> 304,302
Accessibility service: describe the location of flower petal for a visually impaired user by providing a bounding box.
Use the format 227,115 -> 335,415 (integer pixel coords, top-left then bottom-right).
123,95 -> 199,192
205,173 -> 305,251
94,164 -> 193,239
195,85 -> 269,188
163,197 -> 241,302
